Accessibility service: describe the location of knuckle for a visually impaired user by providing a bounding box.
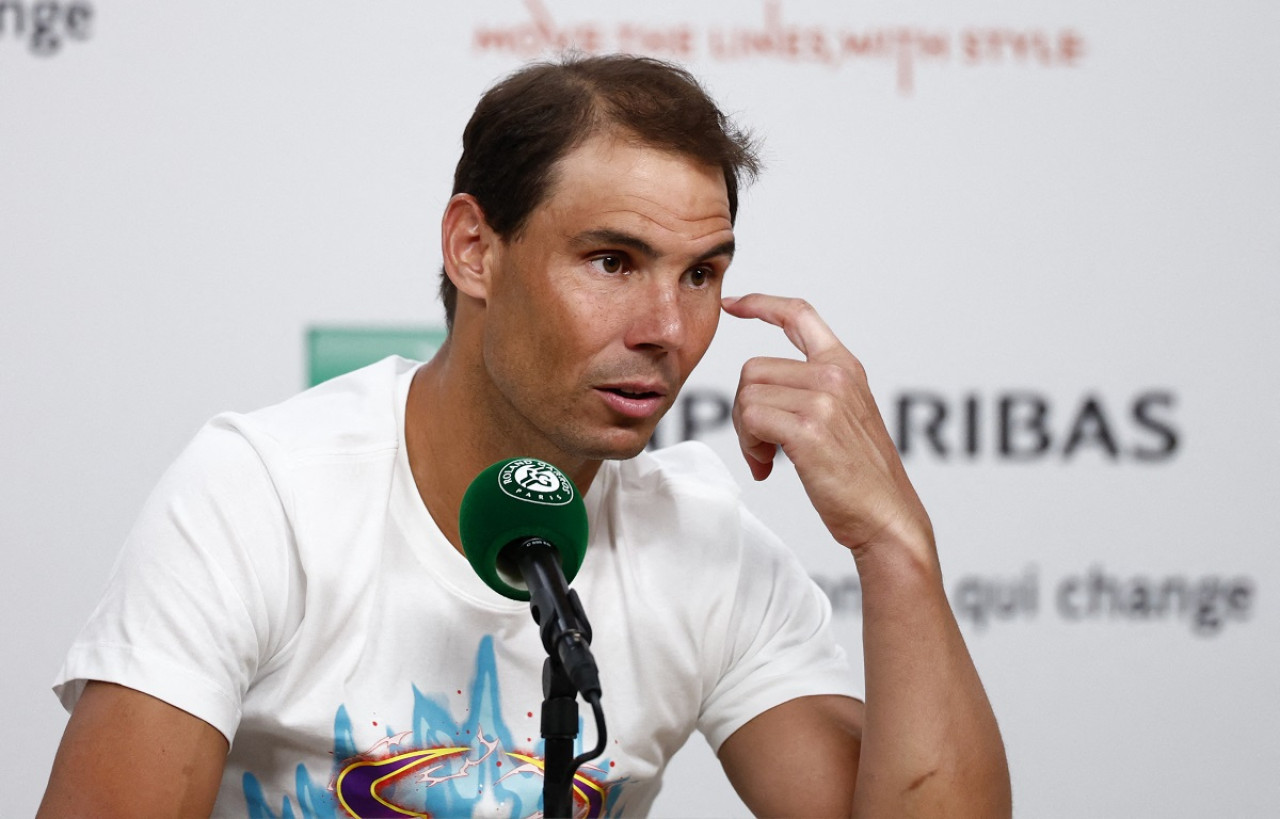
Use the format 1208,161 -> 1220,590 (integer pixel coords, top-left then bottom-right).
787,298 -> 816,323
739,356 -> 768,382
795,413 -> 825,445
841,356 -> 869,385
812,391 -> 841,421
815,363 -> 849,392
742,401 -> 768,432
737,404 -> 768,435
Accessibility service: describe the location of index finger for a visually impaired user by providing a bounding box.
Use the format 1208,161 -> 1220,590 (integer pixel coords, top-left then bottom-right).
721,293 -> 843,361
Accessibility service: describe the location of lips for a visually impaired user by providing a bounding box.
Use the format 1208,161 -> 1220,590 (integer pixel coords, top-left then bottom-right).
604,385 -> 662,399
596,382 -> 668,419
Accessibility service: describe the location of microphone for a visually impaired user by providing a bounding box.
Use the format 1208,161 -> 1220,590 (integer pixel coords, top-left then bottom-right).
459,457 -> 600,698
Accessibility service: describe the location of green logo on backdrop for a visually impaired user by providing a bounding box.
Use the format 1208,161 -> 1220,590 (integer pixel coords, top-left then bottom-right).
306,326 -> 446,387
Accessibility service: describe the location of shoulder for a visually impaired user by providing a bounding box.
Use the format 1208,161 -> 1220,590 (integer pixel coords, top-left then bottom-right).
152,356 -> 419,518
597,442 -> 791,565
217,356 -> 419,461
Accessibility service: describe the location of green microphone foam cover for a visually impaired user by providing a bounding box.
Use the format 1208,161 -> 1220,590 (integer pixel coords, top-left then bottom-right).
458,457 -> 588,601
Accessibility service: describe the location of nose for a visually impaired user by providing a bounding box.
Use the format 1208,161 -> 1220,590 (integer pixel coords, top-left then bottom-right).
624,279 -> 685,353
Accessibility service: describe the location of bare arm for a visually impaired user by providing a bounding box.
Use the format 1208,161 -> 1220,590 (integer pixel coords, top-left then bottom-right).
719,293 -> 1011,817
719,695 -> 864,817
39,681 -> 227,818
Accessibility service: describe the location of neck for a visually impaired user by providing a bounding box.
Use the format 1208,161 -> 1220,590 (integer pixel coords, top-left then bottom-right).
405,338 -> 603,554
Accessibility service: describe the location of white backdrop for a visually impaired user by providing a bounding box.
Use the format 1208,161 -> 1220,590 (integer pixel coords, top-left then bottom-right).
3,2 -> 1278,816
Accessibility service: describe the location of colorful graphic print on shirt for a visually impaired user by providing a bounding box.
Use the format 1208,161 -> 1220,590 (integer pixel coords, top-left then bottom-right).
242,636 -> 619,818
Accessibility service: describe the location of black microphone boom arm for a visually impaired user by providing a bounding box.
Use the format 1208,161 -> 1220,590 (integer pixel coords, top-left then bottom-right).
500,537 -> 602,699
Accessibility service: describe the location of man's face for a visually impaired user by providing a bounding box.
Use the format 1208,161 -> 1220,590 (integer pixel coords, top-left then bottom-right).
478,133 -> 735,464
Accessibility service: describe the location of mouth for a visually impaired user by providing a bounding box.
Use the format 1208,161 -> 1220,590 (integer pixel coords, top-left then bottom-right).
602,386 -> 664,400
595,383 -> 669,419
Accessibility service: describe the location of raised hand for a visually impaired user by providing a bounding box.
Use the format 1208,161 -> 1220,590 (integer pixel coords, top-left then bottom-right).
721,293 -> 1011,815
722,293 -> 934,562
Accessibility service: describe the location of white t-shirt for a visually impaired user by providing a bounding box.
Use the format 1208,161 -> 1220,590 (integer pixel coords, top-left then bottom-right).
54,356 -> 857,817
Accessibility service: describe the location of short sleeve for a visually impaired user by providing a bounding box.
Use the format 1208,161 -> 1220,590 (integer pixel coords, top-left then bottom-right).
696,507 -> 859,752
52,417 -> 303,744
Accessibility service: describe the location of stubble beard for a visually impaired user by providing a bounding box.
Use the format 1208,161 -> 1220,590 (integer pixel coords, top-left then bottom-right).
532,405 -> 663,463
478,369 -> 667,465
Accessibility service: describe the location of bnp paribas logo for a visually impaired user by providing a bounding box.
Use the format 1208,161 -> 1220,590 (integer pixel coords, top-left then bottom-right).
0,2 -> 94,56
306,326 -> 447,387
498,459 -> 575,506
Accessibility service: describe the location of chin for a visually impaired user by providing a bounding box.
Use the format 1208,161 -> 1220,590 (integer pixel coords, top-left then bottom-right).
602,441 -> 651,461
581,439 -> 651,463
555,426 -> 653,463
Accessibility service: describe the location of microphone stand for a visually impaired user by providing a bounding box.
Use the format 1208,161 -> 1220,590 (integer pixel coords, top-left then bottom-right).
507,538 -> 603,818
540,656 -> 579,818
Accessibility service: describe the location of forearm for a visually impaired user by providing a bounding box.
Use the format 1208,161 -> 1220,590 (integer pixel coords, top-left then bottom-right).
851,540 -> 1011,818
720,293 -> 1011,814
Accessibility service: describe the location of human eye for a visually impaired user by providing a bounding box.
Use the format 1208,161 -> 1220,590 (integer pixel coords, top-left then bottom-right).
683,265 -> 718,289
589,254 -> 628,275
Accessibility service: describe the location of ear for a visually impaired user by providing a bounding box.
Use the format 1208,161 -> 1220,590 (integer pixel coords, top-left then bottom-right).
441,193 -> 497,300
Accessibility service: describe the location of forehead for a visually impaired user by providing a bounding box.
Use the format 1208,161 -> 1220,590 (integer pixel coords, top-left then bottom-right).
530,133 -> 733,243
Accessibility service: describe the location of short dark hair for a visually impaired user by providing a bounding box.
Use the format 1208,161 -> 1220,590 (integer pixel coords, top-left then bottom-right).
438,53 -> 761,328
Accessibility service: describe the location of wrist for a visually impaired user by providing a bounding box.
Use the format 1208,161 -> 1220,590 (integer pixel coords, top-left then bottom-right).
850,522 -> 943,590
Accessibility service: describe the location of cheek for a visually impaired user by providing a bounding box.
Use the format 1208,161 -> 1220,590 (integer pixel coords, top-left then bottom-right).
513,259 -> 597,325
518,293 -> 617,377
555,286 -> 630,346
686,300 -> 722,355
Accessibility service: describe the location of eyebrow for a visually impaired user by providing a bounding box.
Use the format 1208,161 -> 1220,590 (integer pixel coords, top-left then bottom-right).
571,228 -> 735,265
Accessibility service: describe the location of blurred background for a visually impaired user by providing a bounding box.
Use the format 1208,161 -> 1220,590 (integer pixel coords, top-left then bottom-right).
3,1 -> 1277,815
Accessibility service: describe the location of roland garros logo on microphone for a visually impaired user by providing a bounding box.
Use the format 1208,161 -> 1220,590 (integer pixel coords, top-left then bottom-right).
498,458 -> 575,506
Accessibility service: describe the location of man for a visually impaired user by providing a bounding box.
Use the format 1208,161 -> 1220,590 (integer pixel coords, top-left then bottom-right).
41,55 -> 1010,816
